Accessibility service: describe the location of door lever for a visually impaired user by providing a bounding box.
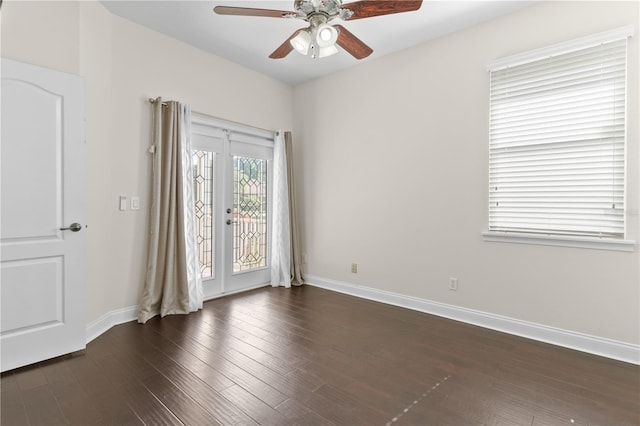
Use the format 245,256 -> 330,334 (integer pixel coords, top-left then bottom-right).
60,223 -> 82,232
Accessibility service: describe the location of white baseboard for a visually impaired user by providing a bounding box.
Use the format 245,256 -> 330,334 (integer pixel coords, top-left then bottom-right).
85,284 -> 271,344
86,305 -> 138,344
305,275 -> 640,365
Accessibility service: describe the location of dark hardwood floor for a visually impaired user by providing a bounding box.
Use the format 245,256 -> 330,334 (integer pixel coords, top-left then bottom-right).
2,285 -> 638,425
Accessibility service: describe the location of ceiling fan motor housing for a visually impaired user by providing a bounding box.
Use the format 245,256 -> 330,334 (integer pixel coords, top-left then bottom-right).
293,0 -> 354,21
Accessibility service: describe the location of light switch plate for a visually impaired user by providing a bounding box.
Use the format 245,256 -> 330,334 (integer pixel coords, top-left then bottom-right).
131,196 -> 140,210
119,195 -> 127,211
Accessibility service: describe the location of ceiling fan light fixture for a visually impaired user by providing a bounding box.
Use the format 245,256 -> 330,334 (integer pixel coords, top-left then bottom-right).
318,44 -> 339,58
290,30 -> 311,55
316,23 -> 338,48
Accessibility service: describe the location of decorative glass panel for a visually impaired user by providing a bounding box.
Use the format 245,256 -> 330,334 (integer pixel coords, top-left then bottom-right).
192,150 -> 215,278
232,156 -> 268,272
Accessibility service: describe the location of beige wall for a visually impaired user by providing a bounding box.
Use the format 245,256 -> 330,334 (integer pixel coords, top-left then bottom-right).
1,1 -> 80,75
293,1 -> 640,344
1,1 -> 293,324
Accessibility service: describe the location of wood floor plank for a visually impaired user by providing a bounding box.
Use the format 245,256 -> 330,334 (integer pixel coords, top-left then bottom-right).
222,348 -> 321,397
52,381 -> 103,425
274,397 -> 335,426
120,380 -> 185,426
40,359 -> 82,394
21,386 -> 69,426
164,315 -> 307,377
143,351 -> 258,426
157,310 -> 298,365
85,347 -> 185,426
221,384 -> 288,425
1,285 -> 638,426
105,324 -> 259,425
141,373 -> 222,426
0,379 -> 29,426
90,388 -> 145,426
141,320 -> 290,409
295,383 -> 384,425
14,366 -> 48,392
135,322 -> 236,393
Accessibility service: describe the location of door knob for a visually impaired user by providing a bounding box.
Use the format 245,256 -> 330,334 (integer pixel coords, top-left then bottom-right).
60,223 -> 82,232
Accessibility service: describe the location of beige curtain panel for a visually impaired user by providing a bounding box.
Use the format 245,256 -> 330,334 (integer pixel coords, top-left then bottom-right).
138,98 -> 193,323
285,131 -> 304,286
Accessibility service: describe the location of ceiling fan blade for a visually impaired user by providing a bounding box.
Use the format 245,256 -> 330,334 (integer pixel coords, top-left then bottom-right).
269,30 -> 303,59
334,25 -> 373,59
342,0 -> 423,20
213,6 -> 292,18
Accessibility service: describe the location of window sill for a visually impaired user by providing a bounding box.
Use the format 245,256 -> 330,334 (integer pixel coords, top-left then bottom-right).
482,231 -> 635,252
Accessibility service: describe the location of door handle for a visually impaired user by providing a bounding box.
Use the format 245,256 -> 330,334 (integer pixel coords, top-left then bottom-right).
226,219 -> 237,225
60,223 -> 82,232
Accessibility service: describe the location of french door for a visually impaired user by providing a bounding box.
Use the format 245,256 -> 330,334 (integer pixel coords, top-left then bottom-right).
191,115 -> 273,299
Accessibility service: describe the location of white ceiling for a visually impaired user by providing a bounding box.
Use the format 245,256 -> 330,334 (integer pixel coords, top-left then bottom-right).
101,0 -> 535,85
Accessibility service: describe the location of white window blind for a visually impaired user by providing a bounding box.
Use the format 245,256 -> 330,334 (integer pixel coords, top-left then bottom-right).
487,28 -> 631,239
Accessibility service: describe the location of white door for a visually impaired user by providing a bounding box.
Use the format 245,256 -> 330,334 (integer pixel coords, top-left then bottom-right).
224,140 -> 272,293
191,116 -> 273,299
1,59 -> 86,372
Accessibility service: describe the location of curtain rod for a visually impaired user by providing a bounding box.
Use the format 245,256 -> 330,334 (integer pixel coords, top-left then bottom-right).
149,98 -> 278,136
148,98 -> 168,106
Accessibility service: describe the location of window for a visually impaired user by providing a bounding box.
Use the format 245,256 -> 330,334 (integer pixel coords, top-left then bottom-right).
484,27 -> 634,250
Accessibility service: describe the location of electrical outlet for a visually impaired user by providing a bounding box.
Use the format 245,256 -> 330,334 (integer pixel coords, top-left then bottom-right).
448,277 -> 458,291
351,263 -> 358,274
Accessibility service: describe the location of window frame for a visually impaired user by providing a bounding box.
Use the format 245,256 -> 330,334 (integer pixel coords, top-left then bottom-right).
483,26 -> 635,252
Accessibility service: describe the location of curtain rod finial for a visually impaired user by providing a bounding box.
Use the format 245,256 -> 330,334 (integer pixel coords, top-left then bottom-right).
149,97 -> 168,107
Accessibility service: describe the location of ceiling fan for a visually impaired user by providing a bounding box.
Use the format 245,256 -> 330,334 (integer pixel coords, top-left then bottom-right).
214,0 -> 423,60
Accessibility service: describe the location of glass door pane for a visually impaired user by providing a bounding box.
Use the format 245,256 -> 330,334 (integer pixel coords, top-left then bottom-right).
192,150 -> 215,279
232,156 -> 268,273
